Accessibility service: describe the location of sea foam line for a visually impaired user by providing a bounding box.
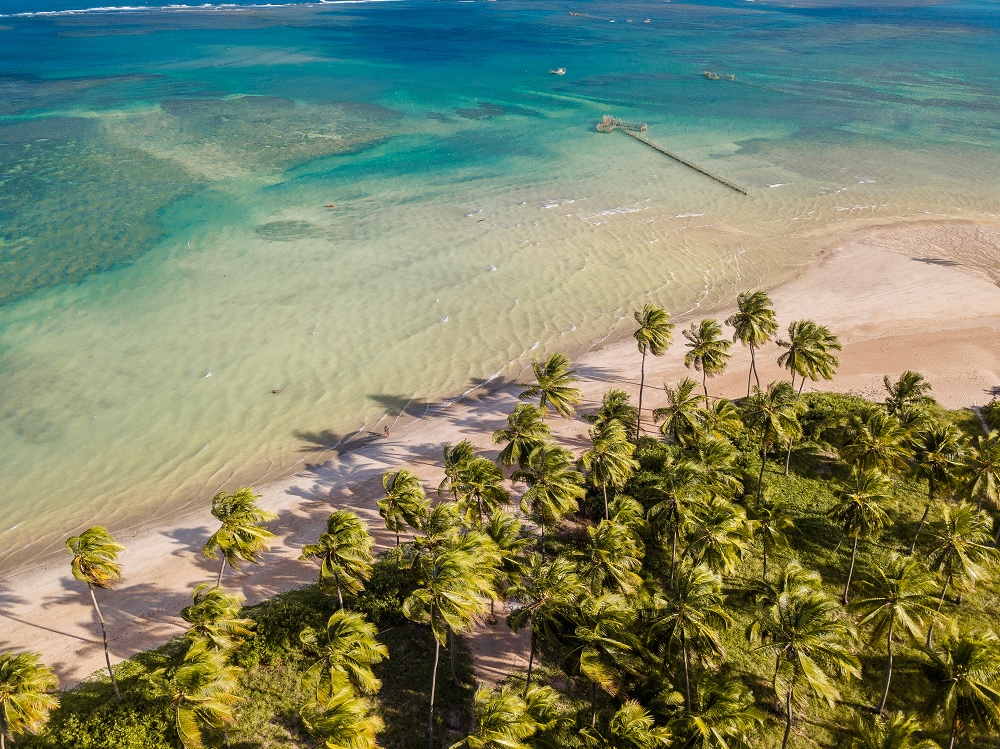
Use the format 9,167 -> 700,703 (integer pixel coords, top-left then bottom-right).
0,0 -> 398,18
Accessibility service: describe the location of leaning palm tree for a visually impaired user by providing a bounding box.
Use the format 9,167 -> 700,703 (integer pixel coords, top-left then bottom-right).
776,320 -> 841,394
924,502 -> 999,647
923,627 -> 1000,749
633,303 -> 674,440
748,588 -> 861,749
726,290 -> 779,397
203,487 -> 277,587
883,371 -> 935,415
582,699 -> 672,749
300,510 -> 375,610
964,430 -> 1000,513
439,440 -> 476,499
653,378 -> 703,447
741,382 -> 801,500
846,711 -> 940,749
300,610 -> 388,702
667,673 -> 765,749
582,419 -> 639,520
507,553 -> 585,690
682,495 -> 753,578
575,519 -> 645,596
852,554 -> 939,714
0,652 -> 59,749
66,525 -> 125,701
493,403 -> 551,468
180,584 -> 254,653
839,407 -> 913,477
588,389 -> 640,442
828,468 -> 892,604
513,443 -> 586,548
748,494 -> 794,580
483,509 -> 533,621
646,457 -> 711,589
301,687 -> 384,749
454,456 -> 510,527
910,424 -> 967,555
378,469 -> 429,549
452,685 -> 539,749
682,319 -> 732,402
519,352 -> 583,418
168,641 -> 243,749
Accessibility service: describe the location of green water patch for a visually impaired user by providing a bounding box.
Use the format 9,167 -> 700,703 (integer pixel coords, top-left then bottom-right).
0,73 -> 161,116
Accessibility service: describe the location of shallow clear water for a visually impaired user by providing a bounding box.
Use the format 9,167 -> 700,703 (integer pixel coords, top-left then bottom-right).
1,0 -> 999,568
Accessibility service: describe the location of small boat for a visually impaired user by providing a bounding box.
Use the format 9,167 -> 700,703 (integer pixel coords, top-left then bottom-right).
550,67 -> 566,75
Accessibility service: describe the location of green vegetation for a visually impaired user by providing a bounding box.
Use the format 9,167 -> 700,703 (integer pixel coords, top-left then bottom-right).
8,294 -> 1000,749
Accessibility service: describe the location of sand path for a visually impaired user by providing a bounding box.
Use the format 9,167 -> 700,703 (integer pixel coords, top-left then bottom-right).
2,230 -> 1000,689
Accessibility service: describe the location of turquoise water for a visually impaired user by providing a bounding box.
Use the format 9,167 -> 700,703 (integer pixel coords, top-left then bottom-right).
1,0 -> 999,568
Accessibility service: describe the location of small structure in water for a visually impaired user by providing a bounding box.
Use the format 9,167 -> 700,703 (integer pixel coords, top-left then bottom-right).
596,114 -> 647,133
550,67 -> 566,75
703,70 -> 736,81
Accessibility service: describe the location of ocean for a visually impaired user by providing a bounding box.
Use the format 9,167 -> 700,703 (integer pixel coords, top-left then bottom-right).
1,0 -> 999,569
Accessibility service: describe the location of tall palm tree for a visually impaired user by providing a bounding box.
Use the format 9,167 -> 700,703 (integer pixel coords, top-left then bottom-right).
300,687 -> 384,749
748,494 -> 794,580
453,684 -> 560,749
483,509 -> 532,621
519,352 -> 583,418
507,554 -> 585,690
776,320 -> 841,394
633,303 -> 674,440
439,440 -> 476,499
691,436 -> 743,497
910,424 -> 967,555
697,399 -> 744,444
645,457 -> 711,589
682,319 -> 731,402
883,371 -> 935,415
650,563 -> 731,710
852,554 -> 939,714
828,468 -> 892,604
846,711 -> 940,749
404,543 -> 498,749
454,456 -> 510,527
300,510 -> 375,610
300,610 -> 388,702
588,389 -> 640,442
741,382 -> 800,500
513,443 -> 586,548
748,588 -> 861,749
378,469 -> 429,549
726,290 -> 779,397
582,419 -> 639,520
964,430 -> 1000,513
653,378 -> 703,447
923,627 -> 1000,749
839,407 -> 913,477
203,487 -> 277,587
667,673 -> 765,749
573,594 -> 643,725
66,525 -> 125,701
682,496 -> 752,577
924,503 -> 999,647
575,520 -> 645,595
582,699 -> 672,749
0,652 -> 59,749
493,404 -> 551,468
168,641 -> 242,749
180,584 -> 254,653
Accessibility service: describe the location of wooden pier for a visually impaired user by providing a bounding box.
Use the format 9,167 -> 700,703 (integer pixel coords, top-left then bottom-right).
596,115 -> 749,196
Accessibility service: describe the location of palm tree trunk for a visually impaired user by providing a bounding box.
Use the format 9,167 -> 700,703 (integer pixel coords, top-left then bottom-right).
428,637 -> 440,749
525,629 -> 536,693
909,500 -> 933,555
748,344 -> 756,398
756,449 -> 767,503
842,537 -> 859,605
784,440 -> 793,476
669,522 -> 678,590
781,682 -> 794,749
602,485 -> 609,522
682,631 -> 692,711
591,681 -> 597,727
927,575 -> 951,648
89,585 -> 121,701
637,351 -> 647,442
1,729 -> 5,749
336,573 -> 344,611
948,714 -> 959,749
217,556 -> 227,588
702,370 -> 709,404
797,377 -> 806,396
762,540 -> 768,581
876,622 -> 894,715
771,656 -> 782,711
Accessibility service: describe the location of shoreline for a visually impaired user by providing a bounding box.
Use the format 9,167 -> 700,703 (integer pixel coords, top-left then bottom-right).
3,221 -> 1000,687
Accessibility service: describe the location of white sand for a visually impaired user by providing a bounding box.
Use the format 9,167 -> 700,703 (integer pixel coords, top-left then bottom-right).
2,226 -> 1000,688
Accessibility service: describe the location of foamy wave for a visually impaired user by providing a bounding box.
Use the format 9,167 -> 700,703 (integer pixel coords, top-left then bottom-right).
1,0 -> 398,18
675,212 -> 704,218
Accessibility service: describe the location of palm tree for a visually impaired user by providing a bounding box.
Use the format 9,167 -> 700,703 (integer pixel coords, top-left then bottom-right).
453,684 -> 561,749
682,496 -> 752,577
180,584 -> 254,653
667,673 -> 765,749
776,320 -> 841,394
964,430 -> 1000,513
168,641 -> 242,749
493,404 -> 551,468
846,711 -> 940,749
852,554 -> 939,714
573,594 -> 643,725
519,352 -> 583,418
507,554 -> 585,690
378,469 -> 429,549
748,494 -> 794,580
575,519 -> 645,595
839,407 -> 913,477
645,457 -> 711,589
741,382 -> 801,500
682,319 -> 731,402
483,509 -> 532,621
634,303 -> 675,440
300,510 -> 375,610
726,290 -> 779,397
923,627 -> 1000,749
653,378 -> 703,447
582,419 -> 639,520
203,487 -> 277,587
828,468 -> 892,604
582,699 -> 671,749
300,610 -> 388,702
513,443 -> 586,548
883,371 -> 935,414
439,440 -> 476,499
66,525 -> 125,701
697,399 -> 744,444
588,389 -> 640,442
301,687 -> 384,749
0,652 -> 59,749
404,543 -> 498,749
651,563 -> 731,710
924,503 -> 999,647
910,424 -> 967,555
748,588 -> 861,749
454,456 -> 510,527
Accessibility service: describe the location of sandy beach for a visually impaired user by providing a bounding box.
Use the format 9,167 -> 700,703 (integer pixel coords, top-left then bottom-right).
2,220 -> 1000,688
